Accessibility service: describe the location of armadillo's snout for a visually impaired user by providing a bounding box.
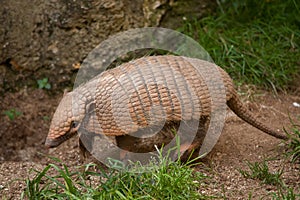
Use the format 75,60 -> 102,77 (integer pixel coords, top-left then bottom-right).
45,137 -> 58,148
45,132 -> 66,148
45,127 -> 78,148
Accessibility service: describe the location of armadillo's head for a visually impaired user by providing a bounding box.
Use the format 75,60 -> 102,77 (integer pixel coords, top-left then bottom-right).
45,91 -> 86,148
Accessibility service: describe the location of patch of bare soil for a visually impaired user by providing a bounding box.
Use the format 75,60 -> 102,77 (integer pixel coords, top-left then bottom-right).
0,87 -> 299,199
199,91 -> 300,199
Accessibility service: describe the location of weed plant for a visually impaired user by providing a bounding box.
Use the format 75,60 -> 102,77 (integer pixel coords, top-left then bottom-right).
284,118 -> 300,163
239,160 -> 283,186
22,145 -> 210,200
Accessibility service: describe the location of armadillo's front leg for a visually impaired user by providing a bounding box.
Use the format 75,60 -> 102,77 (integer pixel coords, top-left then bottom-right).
79,138 -> 90,162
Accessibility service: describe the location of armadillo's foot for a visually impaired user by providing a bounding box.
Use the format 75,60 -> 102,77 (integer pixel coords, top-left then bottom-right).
171,143 -> 190,161
79,139 -> 90,162
120,149 -> 130,160
173,142 -> 202,163
79,138 -> 103,166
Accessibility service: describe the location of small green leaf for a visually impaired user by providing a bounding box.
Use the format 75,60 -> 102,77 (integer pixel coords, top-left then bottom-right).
37,78 -> 51,90
15,110 -> 22,117
3,109 -> 22,121
43,116 -> 50,121
45,83 -> 51,89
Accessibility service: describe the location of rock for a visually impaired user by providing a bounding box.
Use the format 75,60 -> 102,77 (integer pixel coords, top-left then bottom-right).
0,0 -> 215,92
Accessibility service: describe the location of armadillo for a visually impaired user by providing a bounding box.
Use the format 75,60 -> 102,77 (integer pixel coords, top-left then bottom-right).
45,55 -> 287,160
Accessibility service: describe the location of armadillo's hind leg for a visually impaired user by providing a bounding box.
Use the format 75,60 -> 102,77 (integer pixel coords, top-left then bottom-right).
176,117 -> 209,163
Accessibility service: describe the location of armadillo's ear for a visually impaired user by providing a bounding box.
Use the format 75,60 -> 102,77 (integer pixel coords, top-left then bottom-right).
86,101 -> 95,114
63,89 -> 69,96
82,101 -> 96,129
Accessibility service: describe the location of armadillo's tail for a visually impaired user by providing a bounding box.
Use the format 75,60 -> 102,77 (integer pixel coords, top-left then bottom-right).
227,92 -> 288,140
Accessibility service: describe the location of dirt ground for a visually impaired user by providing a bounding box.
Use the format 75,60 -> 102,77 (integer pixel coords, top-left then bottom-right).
0,85 -> 299,199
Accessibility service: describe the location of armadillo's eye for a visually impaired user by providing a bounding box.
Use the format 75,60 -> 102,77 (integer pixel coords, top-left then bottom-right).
71,121 -> 79,129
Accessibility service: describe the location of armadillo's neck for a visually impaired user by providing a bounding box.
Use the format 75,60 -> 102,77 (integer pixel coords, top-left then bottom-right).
71,82 -> 96,118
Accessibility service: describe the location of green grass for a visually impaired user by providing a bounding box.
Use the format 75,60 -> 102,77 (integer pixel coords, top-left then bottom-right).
285,117 -> 300,162
270,188 -> 300,200
238,160 -> 284,186
239,160 -> 300,199
22,147 -> 211,200
179,0 -> 300,91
